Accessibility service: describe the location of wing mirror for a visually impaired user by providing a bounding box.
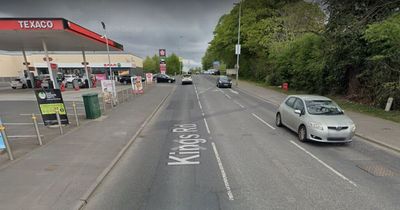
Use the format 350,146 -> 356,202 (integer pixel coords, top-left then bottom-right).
294,109 -> 302,116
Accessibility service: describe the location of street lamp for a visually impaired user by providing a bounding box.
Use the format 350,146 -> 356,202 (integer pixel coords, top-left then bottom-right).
234,1 -> 242,86
101,21 -> 116,106
101,21 -> 113,80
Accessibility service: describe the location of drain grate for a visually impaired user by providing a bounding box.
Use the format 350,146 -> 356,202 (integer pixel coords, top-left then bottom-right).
357,163 -> 399,177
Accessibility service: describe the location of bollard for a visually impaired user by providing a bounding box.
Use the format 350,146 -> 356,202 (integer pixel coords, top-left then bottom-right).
31,113 -> 43,146
72,102 -> 80,127
102,96 -> 107,114
0,121 -> 14,160
55,109 -> 64,135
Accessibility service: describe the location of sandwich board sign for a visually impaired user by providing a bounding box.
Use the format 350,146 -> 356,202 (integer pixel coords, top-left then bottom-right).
35,89 -> 69,126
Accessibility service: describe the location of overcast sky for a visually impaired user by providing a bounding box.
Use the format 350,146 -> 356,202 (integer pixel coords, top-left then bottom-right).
0,0 -> 237,68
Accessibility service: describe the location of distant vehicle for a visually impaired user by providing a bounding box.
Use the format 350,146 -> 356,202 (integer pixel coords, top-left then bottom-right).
10,78 -> 27,89
119,75 -> 132,85
181,74 -> 193,85
154,74 -> 175,83
216,75 -> 232,88
276,95 -> 356,143
64,74 -> 78,83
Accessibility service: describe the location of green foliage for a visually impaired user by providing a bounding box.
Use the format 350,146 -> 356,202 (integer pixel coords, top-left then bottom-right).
203,0 -> 400,110
143,53 -> 182,75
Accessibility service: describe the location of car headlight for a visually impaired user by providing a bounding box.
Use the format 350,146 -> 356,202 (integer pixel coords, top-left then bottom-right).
351,124 -> 356,132
310,122 -> 324,131
230,81 -> 232,84
219,81 -> 222,83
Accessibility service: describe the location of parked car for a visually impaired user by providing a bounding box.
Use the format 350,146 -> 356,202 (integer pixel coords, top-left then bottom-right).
216,76 -> 232,88
64,74 -> 78,83
181,74 -> 193,85
275,95 -> 356,143
10,78 -> 27,89
154,74 -> 175,83
119,75 -> 132,85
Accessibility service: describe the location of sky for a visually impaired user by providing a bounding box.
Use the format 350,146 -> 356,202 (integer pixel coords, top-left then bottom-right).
0,0 -> 237,68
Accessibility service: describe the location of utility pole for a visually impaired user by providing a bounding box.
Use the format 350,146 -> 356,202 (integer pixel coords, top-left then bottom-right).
235,0 -> 242,86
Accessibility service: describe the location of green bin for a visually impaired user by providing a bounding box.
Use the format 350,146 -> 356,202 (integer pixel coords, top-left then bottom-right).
82,93 -> 101,119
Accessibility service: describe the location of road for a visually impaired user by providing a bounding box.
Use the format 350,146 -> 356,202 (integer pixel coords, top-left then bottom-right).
84,75 -> 400,210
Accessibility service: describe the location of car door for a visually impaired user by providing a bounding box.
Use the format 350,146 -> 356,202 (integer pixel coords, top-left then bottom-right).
281,97 -> 296,130
291,98 -> 306,131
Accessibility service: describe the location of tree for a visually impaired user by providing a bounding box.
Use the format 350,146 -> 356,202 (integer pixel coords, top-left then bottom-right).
143,56 -> 157,73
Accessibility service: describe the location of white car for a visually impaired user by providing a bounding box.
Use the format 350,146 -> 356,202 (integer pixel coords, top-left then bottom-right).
10,79 -> 27,89
181,74 -> 193,85
276,95 -> 356,143
64,74 -> 78,83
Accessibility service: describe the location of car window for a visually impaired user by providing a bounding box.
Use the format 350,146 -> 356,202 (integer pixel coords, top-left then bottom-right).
293,99 -> 305,111
285,97 -> 296,108
305,100 -> 344,115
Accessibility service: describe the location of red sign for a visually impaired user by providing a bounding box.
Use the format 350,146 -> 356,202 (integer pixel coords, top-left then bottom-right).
160,63 -> 167,73
50,63 -> 58,70
159,49 -> 166,57
282,83 -> 289,91
0,19 -> 65,30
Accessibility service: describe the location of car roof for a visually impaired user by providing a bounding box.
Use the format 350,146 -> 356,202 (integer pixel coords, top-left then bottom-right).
288,95 -> 332,101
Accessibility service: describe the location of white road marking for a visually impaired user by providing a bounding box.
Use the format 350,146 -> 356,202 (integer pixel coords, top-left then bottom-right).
202,112 -> 205,117
229,89 -> 239,94
198,101 -> 203,110
251,113 -> 276,130
199,87 -> 213,94
211,142 -> 234,201
203,118 -> 211,134
233,100 -> 245,108
290,140 -> 358,187
224,94 -> 232,99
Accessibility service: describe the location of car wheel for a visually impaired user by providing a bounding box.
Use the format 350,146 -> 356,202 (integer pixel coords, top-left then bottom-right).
123,80 -> 128,85
168,80 -> 172,83
12,87 -> 16,89
22,84 -> 27,89
276,113 -> 282,127
298,125 -> 308,142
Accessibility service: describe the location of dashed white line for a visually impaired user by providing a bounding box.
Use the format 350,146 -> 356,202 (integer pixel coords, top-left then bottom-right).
224,94 -> 232,99
211,142 -> 234,201
233,100 -> 245,108
203,118 -> 211,134
290,140 -> 357,187
198,101 -> 203,110
251,113 -> 276,130
229,89 -> 239,94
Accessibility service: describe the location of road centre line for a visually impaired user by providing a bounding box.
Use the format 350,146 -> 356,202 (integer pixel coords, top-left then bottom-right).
233,100 -> 245,108
251,113 -> 276,130
198,101 -> 203,110
203,118 -> 211,134
211,142 -> 235,201
229,89 -> 239,94
224,94 -> 232,99
290,140 -> 357,187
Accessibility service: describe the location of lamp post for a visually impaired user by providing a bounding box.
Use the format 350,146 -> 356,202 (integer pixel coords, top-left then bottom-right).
101,21 -> 116,105
234,1 -> 242,86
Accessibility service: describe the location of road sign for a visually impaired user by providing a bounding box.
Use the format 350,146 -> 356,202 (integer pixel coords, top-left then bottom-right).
146,73 -> 153,84
235,44 -> 241,55
35,89 -> 69,126
131,76 -> 144,94
159,49 -> 166,57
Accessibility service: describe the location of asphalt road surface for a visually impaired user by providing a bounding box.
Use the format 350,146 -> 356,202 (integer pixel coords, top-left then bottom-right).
84,75 -> 400,210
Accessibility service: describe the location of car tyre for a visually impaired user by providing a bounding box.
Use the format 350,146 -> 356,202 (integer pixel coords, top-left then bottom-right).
22,84 -> 27,89
298,125 -> 308,142
168,80 -> 172,83
276,113 -> 282,127
123,80 -> 128,85
12,87 -> 16,89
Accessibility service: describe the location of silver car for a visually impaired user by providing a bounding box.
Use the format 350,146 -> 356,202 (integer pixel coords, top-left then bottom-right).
276,95 -> 356,143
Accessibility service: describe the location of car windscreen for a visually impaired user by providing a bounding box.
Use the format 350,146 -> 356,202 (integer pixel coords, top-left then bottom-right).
305,100 -> 344,115
183,75 -> 191,78
219,76 -> 229,81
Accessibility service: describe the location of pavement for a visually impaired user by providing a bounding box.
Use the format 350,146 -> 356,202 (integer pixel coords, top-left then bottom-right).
235,80 -> 400,153
81,75 -> 400,210
0,83 -> 174,210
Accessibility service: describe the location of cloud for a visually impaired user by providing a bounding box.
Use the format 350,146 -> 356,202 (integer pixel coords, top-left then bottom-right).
0,0 -> 236,66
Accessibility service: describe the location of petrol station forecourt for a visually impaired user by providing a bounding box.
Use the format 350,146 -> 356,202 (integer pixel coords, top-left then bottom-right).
0,17 -> 130,90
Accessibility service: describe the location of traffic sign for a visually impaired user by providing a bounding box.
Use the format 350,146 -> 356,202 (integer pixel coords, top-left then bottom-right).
235,44 -> 241,55
159,49 -> 166,57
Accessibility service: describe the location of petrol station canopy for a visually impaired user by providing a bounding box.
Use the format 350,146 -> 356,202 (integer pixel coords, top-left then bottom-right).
0,18 -> 123,51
